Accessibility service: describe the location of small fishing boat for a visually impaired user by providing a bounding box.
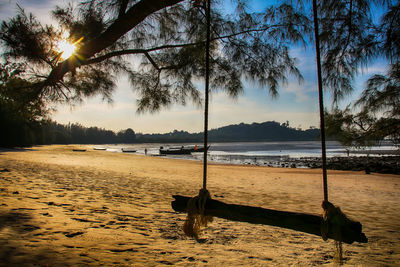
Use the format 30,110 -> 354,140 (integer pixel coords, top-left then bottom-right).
159,145 -> 210,155
159,147 -> 192,155
122,148 -> 137,153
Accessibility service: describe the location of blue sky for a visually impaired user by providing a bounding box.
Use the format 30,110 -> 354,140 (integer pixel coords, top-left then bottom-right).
0,0 -> 387,133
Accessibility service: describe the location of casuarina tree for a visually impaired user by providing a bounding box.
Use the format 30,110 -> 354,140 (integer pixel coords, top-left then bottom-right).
0,0 -> 309,113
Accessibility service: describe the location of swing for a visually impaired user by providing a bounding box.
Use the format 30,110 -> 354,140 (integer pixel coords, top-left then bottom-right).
171,0 -> 367,247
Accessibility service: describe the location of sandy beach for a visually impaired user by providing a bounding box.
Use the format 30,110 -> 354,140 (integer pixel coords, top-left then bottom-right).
0,145 -> 399,266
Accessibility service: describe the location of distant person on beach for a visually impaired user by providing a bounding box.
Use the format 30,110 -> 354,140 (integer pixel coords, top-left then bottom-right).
145,148 -> 147,155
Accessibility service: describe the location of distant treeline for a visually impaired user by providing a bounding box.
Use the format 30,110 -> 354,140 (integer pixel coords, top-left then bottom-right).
1,120 -> 320,147
42,122 -> 137,144
1,121 -> 136,147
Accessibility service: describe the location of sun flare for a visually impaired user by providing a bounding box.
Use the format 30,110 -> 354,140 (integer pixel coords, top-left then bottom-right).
56,40 -> 76,60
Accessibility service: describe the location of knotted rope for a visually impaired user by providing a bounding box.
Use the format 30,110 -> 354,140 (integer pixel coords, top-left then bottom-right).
321,201 -> 356,264
183,188 -> 213,239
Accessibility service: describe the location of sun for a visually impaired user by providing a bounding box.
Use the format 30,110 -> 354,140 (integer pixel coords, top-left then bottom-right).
55,39 -> 76,60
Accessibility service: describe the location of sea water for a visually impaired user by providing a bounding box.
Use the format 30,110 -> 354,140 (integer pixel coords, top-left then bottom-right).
92,140 -> 397,166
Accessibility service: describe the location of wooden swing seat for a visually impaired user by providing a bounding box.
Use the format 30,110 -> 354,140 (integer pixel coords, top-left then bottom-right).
171,195 -> 368,244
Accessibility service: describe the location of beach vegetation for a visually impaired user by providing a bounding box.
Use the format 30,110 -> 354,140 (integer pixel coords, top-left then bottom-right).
41,122 -> 137,144
0,62 -> 49,147
325,63 -> 400,149
117,128 -> 136,143
323,0 -> 399,149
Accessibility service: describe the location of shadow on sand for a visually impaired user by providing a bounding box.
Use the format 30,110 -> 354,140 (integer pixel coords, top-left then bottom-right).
0,147 -> 38,156
0,211 -> 61,266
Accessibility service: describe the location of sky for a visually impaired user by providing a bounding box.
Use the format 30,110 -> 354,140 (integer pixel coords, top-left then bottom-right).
0,0 -> 388,134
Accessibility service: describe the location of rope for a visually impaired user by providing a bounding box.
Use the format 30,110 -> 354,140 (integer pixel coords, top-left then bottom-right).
202,0 -> 211,191
183,0 -> 212,239
312,0 -> 328,203
312,1 -> 344,263
321,201 -> 352,264
183,188 -> 213,239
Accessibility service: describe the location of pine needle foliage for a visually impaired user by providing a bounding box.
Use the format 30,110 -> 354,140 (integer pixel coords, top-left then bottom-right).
325,62 -> 400,148
313,0 -> 400,148
0,0 -> 309,112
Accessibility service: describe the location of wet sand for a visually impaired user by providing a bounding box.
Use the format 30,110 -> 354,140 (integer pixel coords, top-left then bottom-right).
0,145 -> 399,266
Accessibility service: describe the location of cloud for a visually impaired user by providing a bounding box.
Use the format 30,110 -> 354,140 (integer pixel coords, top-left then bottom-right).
54,98 -> 204,133
0,0 -> 78,25
329,60 -> 390,107
281,80 -> 317,104
287,46 -> 391,109
206,92 -> 319,130
357,60 -> 388,76
290,46 -> 317,74
53,87 -> 321,134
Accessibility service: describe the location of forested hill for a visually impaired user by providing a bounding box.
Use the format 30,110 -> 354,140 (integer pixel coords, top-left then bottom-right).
1,120 -> 320,147
209,121 -> 319,142
137,121 -> 320,142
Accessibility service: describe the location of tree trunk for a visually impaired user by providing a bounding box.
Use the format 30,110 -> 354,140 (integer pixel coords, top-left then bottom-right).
171,195 -> 367,244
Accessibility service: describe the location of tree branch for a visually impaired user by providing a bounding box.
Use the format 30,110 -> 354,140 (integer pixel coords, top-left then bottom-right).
338,0 -> 353,62
43,0 -> 185,87
118,0 -> 129,19
144,52 -> 160,70
83,25 -> 290,66
41,0 -> 305,91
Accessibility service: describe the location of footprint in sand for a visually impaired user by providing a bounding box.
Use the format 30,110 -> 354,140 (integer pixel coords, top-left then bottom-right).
22,224 -> 41,232
109,248 -> 138,252
71,217 -> 99,223
158,260 -> 174,265
64,231 -> 84,238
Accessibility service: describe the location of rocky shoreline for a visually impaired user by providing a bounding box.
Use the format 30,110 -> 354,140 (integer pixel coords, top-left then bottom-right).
197,153 -> 400,175
279,156 -> 400,175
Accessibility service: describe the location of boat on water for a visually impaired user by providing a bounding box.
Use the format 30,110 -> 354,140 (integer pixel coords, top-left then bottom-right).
159,145 -> 210,155
190,145 -> 209,153
121,148 -> 137,153
159,147 -> 192,155
72,149 -> 86,152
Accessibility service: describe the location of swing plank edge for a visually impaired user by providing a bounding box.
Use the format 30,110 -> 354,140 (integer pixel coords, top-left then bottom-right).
171,195 -> 367,244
